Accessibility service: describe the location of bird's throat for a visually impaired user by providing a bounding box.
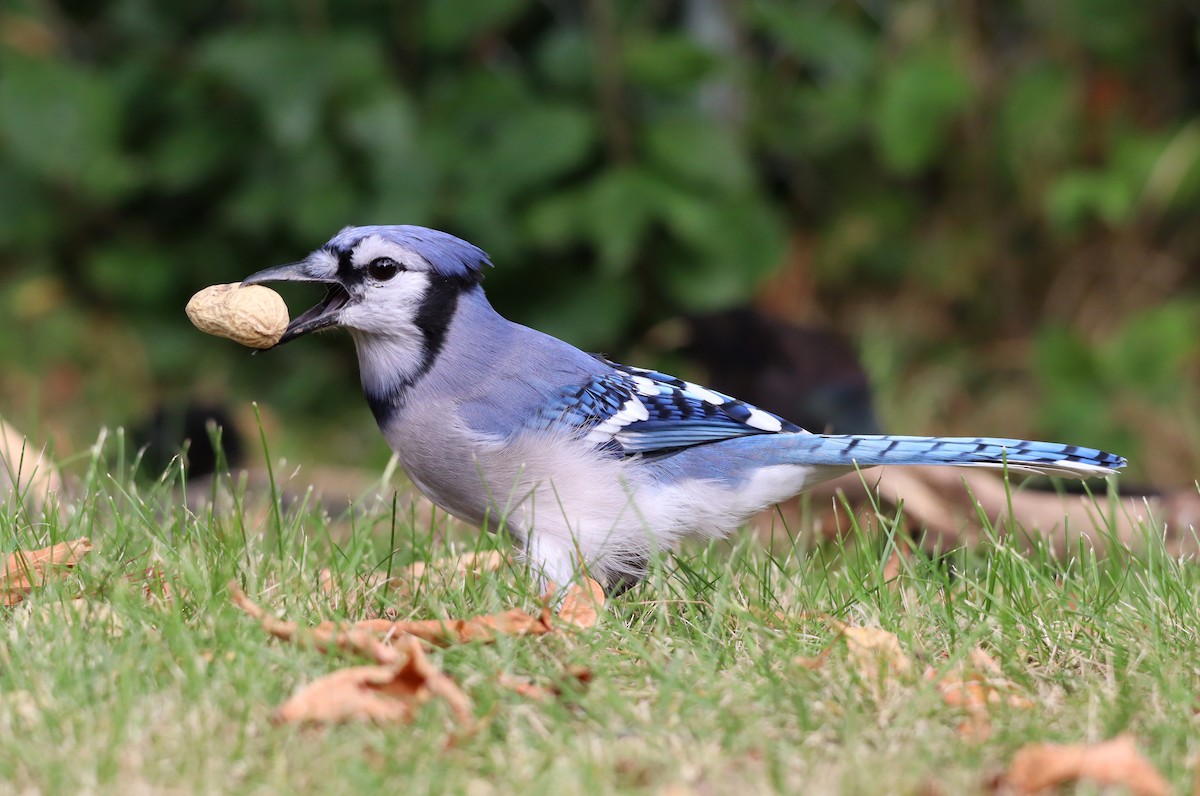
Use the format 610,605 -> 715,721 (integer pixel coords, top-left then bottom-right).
356,333 -> 425,426
354,278 -> 468,427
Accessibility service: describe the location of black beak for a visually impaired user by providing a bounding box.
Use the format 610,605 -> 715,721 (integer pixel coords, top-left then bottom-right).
242,260 -> 331,285
242,260 -> 350,346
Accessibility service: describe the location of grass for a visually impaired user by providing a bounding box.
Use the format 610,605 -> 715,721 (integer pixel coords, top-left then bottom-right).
2,428 -> 1199,794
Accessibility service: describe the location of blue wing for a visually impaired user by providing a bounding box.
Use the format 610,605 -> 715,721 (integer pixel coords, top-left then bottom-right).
531,359 -> 801,457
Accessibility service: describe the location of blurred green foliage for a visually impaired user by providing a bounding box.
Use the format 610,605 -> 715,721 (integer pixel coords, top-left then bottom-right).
0,1 -> 1198,479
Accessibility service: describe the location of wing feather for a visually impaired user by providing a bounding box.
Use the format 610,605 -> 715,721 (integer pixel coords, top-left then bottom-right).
531,360 -> 800,457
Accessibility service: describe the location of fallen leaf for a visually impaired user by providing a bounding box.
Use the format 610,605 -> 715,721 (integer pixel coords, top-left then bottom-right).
1,538 -> 92,606
230,582 -> 408,658
341,609 -> 555,646
966,647 -> 1003,675
915,780 -> 946,796
882,548 -> 906,587
998,735 -> 1169,796
403,550 -> 506,582
935,674 -> 1033,711
498,674 -> 558,701
793,620 -> 913,699
836,623 -> 913,686
793,647 -> 833,670
792,619 -> 909,670
232,575 -> 603,650
498,666 -> 593,701
564,664 -> 594,686
954,706 -> 994,742
658,784 -> 700,796
554,578 -> 605,629
132,566 -> 182,605
744,606 -> 792,627
272,635 -> 472,726
926,648 -> 1034,740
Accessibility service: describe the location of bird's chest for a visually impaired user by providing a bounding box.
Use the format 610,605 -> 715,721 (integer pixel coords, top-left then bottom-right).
380,418 -> 496,526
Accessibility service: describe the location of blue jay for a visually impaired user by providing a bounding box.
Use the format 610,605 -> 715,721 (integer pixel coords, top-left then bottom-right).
243,225 -> 1126,593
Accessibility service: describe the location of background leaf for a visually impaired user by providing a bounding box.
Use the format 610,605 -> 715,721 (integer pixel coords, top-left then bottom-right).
874,46 -> 973,176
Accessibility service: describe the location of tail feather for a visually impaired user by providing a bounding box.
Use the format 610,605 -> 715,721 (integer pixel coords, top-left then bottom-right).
783,434 -> 1125,479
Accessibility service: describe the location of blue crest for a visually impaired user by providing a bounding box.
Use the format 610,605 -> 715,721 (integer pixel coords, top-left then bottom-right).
325,225 -> 493,280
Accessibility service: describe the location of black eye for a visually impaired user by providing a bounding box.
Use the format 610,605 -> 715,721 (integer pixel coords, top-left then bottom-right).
368,257 -> 400,281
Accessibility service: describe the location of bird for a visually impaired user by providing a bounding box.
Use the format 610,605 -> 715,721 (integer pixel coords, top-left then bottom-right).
242,225 -> 1126,594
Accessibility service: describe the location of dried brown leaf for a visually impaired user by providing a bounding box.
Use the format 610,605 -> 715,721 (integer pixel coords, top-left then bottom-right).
792,620 -> 913,702
926,647 -> 1034,741
233,568 -> 602,666
403,551 -> 506,582
966,647 -> 1003,675
397,636 -> 473,725
791,620 -> 912,688
555,577 -> 605,629
231,581 -> 577,653
937,674 -> 1034,712
229,581 -> 405,662
882,548 -> 906,587
317,567 -> 335,597
498,674 -> 557,701
309,576 -> 603,645
999,735 -> 1169,796
929,650 -> 1034,710
836,624 -> 913,684
957,713 -> 994,742
132,566 -> 182,605
273,663 -> 419,724
2,538 -> 92,606
498,666 -> 593,701
334,609 -> 555,646
793,647 -> 833,671
272,636 -> 472,726
564,664 -> 594,685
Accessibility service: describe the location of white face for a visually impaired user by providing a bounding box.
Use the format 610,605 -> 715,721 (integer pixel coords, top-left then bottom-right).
315,233 -> 438,338
309,232 -> 476,398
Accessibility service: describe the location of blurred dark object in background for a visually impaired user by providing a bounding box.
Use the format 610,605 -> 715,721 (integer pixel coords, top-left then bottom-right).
135,402 -> 245,479
681,309 -> 880,434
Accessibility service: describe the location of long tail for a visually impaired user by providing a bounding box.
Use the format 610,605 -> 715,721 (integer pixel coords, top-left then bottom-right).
782,434 -> 1125,479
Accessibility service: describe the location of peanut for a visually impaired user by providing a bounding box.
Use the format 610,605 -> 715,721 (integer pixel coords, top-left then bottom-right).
186,283 -> 289,349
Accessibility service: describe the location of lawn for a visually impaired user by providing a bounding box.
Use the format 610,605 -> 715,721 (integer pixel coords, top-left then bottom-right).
1,429 -> 1196,794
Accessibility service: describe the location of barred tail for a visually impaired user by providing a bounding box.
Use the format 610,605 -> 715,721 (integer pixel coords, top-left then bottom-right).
782,434 -> 1125,479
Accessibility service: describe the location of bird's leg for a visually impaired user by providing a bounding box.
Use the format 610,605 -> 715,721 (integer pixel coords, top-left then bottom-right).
521,532 -> 581,598
603,558 -> 647,597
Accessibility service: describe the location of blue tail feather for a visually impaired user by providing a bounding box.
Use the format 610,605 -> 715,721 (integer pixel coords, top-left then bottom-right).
781,434 -> 1125,479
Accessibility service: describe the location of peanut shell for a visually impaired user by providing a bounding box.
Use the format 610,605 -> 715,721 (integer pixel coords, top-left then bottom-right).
186,283 -> 289,349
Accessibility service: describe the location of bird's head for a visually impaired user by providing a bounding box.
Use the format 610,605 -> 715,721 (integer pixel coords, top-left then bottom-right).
242,225 -> 492,347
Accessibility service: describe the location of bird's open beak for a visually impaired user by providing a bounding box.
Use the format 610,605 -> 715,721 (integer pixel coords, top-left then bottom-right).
242,260 -> 350,346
